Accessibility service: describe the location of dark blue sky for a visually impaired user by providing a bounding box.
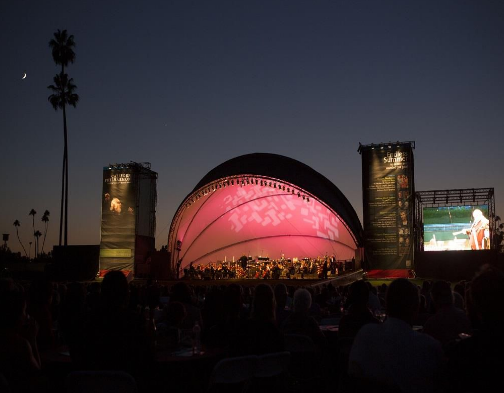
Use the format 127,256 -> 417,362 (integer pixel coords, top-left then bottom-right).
1,0 -> 503,253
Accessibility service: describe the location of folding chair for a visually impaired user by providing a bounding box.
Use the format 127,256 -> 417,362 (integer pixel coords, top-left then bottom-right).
207,355 -> 258,393
249,351 -> 291,392
66,370 -> 137,393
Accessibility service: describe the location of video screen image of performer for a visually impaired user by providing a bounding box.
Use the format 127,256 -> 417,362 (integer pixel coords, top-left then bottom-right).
453,209 -> 490,250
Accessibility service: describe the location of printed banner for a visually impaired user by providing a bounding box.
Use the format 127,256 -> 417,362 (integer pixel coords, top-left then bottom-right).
100,169 -> 136,271
362,145 -> 414,269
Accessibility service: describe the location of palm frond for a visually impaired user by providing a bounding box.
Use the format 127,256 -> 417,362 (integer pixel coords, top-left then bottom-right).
47,73 -> 79,110
49,29 -> 76,66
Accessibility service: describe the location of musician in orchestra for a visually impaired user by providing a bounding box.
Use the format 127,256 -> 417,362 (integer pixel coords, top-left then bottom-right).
453,209 -> 490,250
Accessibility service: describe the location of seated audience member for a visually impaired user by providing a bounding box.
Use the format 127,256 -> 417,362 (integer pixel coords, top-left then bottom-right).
229,284 -> 284,356
0,279 -> 44,393
281,288 -> 327,350
423,281 -> 472,348
58,282 -> 87,350
85,281 -> 101,311
27,278 -> 55,351
74,271 -> 154,377
156,301 -> 186,350
338,280 -> 380,340
453,281 -> 466,302
170,282 -> 202,333
274,283 -> 291,326
421,280 -> 433,311
366,282 -> 381,314
307,287 -> 322,321
413,294 -> 432,326
201,286 -> 225,336
349,278 -> 443,393
452,291 -> 465,310
446,266 -> 504,392
205,284 -> 246,349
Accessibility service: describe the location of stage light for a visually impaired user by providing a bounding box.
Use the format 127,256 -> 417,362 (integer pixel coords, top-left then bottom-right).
231,180 -> 234,185
307,197 -> 310,202
298,192 -> 301,198
274,183 -> 277,188
287,188 -> 290,192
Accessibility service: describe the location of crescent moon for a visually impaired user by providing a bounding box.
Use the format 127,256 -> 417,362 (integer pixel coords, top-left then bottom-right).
22,72 -> 27,79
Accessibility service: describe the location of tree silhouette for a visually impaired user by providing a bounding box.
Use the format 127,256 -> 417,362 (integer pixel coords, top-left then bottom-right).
495,216 -> 504,253
41,210 -> 50,254
48,72 -> 79,246
29,209 -> 36,249
49,29 -> 75,74
34,230 -> 42,259
13,220 -> 27,257
48,29 -> 77,247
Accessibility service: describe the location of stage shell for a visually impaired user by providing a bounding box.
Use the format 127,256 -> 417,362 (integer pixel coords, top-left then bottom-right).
168,153 -> 363,271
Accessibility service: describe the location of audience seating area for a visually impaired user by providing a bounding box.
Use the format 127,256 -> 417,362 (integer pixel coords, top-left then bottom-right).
1,264 -> 503,392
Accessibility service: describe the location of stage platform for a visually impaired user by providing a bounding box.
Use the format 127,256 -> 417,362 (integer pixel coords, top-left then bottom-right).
131,270 -> 364,288
365,269 -> 415,279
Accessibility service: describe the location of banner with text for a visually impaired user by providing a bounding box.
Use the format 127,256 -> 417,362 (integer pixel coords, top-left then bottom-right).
362,145 -> 414,270
100,169 -> 136,271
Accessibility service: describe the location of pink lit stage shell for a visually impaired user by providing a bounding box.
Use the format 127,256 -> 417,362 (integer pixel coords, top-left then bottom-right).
171,180 -> 358,269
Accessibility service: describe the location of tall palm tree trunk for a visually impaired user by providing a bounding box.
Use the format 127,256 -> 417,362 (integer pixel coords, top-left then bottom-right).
58,63 -> 66,247
31,215 -> 35,251
59,155 -> 65,246
17,229 -> 27,257
63,104 -> 69,246
42,222 -> 48,253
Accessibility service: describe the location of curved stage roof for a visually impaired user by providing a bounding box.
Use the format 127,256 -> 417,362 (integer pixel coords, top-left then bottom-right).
168,153 -> 363,269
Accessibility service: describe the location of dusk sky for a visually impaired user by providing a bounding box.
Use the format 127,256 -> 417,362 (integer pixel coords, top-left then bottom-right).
1,0 -> 503,254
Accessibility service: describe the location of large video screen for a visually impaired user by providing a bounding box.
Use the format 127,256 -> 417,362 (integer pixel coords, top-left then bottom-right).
423,205 -> 490,251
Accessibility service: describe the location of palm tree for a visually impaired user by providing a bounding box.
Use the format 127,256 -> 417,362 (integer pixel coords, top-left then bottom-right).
34,230 -> 42,259
41,210 -> 50,254
13,220 -> 27,257
48,72 -> 79,246
29,209 -> 36,247
49,29 -> 76,74
49,29 -> 76,247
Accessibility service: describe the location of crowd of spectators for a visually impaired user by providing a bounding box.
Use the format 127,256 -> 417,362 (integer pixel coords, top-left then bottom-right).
0,264 -> 503,392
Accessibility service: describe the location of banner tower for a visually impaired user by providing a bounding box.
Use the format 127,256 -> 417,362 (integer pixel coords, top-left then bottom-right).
100,162 -> 157,276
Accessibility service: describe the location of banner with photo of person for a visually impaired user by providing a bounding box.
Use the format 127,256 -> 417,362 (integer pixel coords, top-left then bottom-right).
361,143 -> 414,270
100,168 -> 137,271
